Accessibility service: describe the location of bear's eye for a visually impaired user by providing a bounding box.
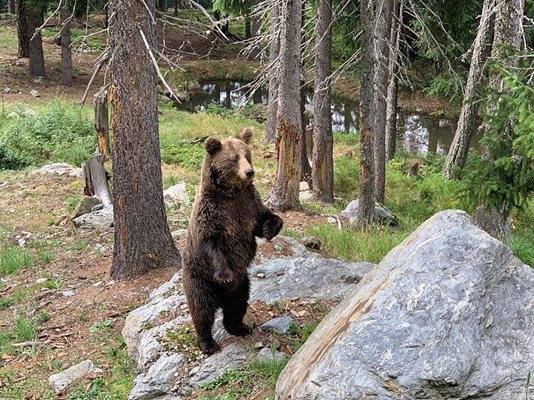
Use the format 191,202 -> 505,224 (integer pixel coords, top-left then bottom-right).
231,155 -> 239,163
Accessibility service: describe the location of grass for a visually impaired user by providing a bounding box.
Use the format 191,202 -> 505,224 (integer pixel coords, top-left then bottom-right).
0,246 -> 33,276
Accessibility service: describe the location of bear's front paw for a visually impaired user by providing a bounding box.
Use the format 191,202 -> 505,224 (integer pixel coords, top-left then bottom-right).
213,268 -> 236,284
199,338 -> 221,355
263,215 -> 283,241
225,323 -> 254,337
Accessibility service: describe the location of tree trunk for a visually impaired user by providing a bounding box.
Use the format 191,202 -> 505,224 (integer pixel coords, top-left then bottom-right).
265,1 -> 280,144
28,5 -> 45,77
266,0 -> 302,211
311,0 -> 333,203
356,0 -> 376,225
443,0 -> 495,179
17,0 -> 29,58
60,6 -> 73,86
373,0 -> 393,204
385,0 -> 402,161
94,86 -> 110,159
109,0 -> 181,280
300,82 -> 312,185
248,0 -> 261,60
158,0 -> 167,11
475,0 -> 524,239
245,13 -> 251,39
8,0 -> 15,14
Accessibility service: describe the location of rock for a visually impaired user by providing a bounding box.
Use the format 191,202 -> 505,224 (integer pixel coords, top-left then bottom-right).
31,163 -> 82,178
186,80 -> 201,91
128,354 -> 185,400
71,196 -> 102,219
212,314 -> 232,342
171,229 -> 188,240
276,210 -> 534,400
33,76 -> 43,84
189,343 -> 251,386
256,348 -> 286,363
250,258 -> 373,304
299,190 -> 313,201
339,199 -> 398,227
158,94 -> 173,104
30,89 -> 40,97
62,290 -> 75,297
255,235 -> 319,264
36,278 -> 47,284
72,206 -> 114,229
3,87 -> 11,94
48,360 -> 102,393
163,183 -> 190,208
300,236 -> 321,252
261,316 -> 294,334
299,181 -> 310,191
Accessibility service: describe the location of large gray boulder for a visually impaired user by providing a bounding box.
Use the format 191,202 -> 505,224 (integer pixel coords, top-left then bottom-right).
340,199 -> 398,226
250,258 -> 373,304
276,210 -> 534,400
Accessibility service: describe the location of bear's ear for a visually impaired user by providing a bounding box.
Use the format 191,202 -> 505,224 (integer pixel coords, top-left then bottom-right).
205,137 -> 222,155
237,127 -> 253,144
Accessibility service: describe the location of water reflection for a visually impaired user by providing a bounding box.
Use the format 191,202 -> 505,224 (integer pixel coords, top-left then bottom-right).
175,80 -> 480,155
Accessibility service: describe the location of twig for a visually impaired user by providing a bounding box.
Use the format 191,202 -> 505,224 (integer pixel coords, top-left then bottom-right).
80,50 -> 109,107
189,0 -> 230,41
139,29 -> 181,103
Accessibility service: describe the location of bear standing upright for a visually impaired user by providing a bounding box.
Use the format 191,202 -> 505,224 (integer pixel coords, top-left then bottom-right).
182,128 -> 283,355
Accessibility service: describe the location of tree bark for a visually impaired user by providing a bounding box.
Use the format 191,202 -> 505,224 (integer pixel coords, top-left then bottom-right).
300,82 -> 312,185
158,0 -> 167,11
28,4 -> 45,77
373,0 -> 393,204
385,0 -> 402,161
109,0 -> 181,280
60,6 -> 73,87
356,0 -> 376,225
266,0 -> 302,211
245,13 -> 251,39
475,0 -> 524,239
248,0 -> 261,60
443,0 -> 495,179
311,0 -> 333,203
8,0 -> 15,14
17,0 -> 29,58
265,1 -> 280,144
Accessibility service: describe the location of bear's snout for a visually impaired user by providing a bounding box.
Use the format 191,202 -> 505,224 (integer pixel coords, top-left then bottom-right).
245,169 -> 254,178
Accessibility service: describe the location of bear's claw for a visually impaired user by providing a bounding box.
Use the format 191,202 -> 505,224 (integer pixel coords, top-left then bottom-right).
263,215 -> 283,241
199,338 -> 221,355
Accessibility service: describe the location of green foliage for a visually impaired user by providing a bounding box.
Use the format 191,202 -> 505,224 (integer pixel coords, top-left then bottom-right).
0,140 -> 26,170
90,320 -> 113,333
423,72 -> 464,103
0,102 -> 95,168
160,143 -> 205,169
462,63 -> 534,216
14,316 -> 36,342
0,246 -> 33,276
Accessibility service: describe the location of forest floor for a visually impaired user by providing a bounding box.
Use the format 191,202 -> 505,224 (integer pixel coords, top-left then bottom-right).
0,12 -> 533,400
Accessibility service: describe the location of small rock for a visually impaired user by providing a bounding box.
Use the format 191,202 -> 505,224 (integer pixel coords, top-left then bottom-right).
299,190 -> 313,201
300,236 -> 321,252
73,206 -> 113,230
17,238 -> 26,247
186,80 -> 201,91
3,87 -> 11,94
261,316 -> 294,334
163,183 -> 190,208
33,76 -> 43,84
256,273 -> 266,279
30,89 -> 40,97
71,196 -> 101,219
62,290 -> 75,297
31,163 -> 82,178
256,348 -> 286,363
254,341 -> 264,350
299,181 -> 310,191
171,229 -> 188,240
48,360 -> 102,393
326,217 -> 337,224
36,278 -> 47,284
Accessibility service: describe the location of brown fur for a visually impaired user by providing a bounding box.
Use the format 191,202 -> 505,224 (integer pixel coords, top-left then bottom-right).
182,128 -> 283,355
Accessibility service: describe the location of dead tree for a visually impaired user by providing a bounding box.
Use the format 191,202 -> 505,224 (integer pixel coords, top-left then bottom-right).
311,0 -> 333,203
60,5 -> 73,86
443,0 -> 495,179
94,86 -> 111,159
266,0 -> 302,211
83,155 -> 113,207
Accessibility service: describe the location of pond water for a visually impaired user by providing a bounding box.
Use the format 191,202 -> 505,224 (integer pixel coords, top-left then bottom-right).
176,80 -> 481,155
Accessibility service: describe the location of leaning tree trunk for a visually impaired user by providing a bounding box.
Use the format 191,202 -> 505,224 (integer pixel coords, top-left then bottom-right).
60,6 -> 73,86
27,4 -> 45,76
385,0 -> 402,161
443,0 -> 495,179
265,1 -> 280,144
373,0 -> 393,204
356,0 -> 376,226
17,0 -> 29,58
311,0 -> 333,203
266,0 -> 302,211
475,0 -> 524,239
109,0 -> 181,280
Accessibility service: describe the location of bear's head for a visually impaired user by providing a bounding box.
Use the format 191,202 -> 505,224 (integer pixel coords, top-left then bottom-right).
203,128 -> 255,193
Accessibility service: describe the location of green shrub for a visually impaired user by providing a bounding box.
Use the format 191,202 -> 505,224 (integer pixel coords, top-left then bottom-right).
0,102 -> 96,167
0,246 -> 33,276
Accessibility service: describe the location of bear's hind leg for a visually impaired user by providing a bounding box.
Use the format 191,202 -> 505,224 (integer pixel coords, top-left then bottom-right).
220,276 -> 253,337
184,277 -> 220,355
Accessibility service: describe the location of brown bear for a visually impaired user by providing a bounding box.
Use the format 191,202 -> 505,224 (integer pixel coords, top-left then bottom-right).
182,128 -> 283,355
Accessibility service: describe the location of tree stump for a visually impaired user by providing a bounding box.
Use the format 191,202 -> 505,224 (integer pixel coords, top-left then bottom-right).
83,155 -> 112,207
94,86 -> 110,159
